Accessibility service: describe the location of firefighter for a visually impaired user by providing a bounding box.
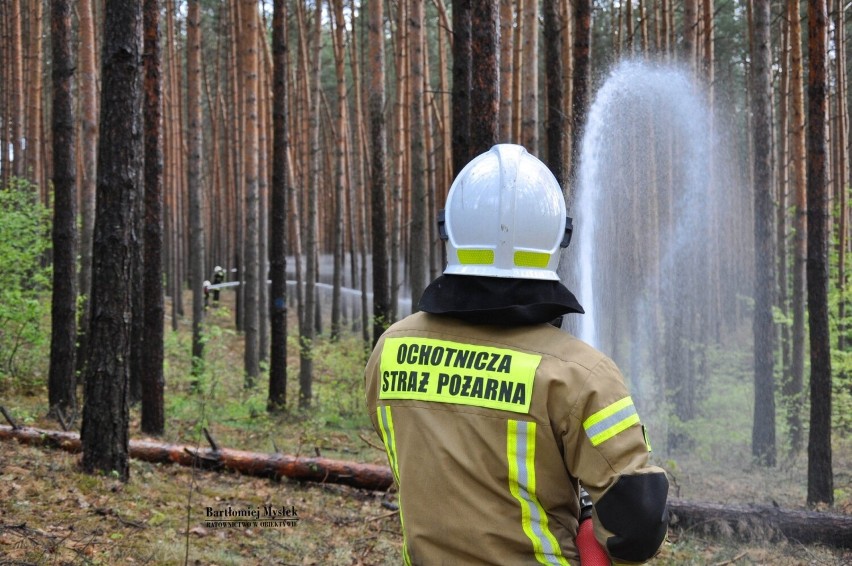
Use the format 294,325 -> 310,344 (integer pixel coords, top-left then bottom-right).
364,144 -> 668,565
203,279 -> 211,308
211,265 -> 225,302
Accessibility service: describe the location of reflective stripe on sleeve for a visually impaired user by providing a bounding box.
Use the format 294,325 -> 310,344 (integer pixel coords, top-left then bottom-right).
377,406 -> 411,566
507,420 -> 570,566
583,396 -> 640,447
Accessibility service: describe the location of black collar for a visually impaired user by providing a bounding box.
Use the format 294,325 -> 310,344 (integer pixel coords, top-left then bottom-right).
418,275 -> 584,326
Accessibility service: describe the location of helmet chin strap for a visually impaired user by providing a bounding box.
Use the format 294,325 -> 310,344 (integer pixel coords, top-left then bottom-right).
561,216 -> 574,248
437,209 -> 449,241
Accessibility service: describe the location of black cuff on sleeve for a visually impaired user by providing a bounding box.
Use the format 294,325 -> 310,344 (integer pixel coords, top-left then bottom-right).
595,472 -> 669,562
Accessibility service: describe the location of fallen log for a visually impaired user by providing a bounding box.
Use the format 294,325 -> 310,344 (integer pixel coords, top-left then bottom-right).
0,424 -> 394,491
667,497 -> 852,549
2,425 -> 850,549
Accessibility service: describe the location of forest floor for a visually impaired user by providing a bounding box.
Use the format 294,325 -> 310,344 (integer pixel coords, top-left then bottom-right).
1,293 -> 850,565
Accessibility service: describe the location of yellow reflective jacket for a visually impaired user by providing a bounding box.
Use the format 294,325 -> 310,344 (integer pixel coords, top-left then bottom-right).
365,312 -> 668,566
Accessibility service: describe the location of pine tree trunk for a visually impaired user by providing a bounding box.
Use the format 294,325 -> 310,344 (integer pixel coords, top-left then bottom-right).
331,0 -> 347,340
750,0 -> 777,467
1,5 -> 6,185
702,0 -> 714,87
257,24 -> 270,364
127,0 -> 146,400
48,0 -> 78,421
293,0 -> 310,336
409,0 -> 428,309
162,1 -> 175,333
682,0 -> 698,70
776,10 -> 792,430
299,0 -> 323,409
76,0 -> 99,373
833,0 -> 848,351
521,0 -> 539,153
27,0 -> 44,196
625,0 -> 634,53
81,0 -> 144,482
1,4 -> 8,186
187,0 -> 206,367
561,0 -> 573,176
452,0 -> 471,177
543,0 -> 564,185
228,0 -> 244,333
346,0 -> 371,342
128,168 -> 145,405
805,0 -> 834,506
141,0 -> 165,436
241,0 -> 261,384
570,0 -> 591,200
434,0 -> 453,208
369,0 -> 390,347
423,49 -> 440,281
470,0 -> 499,156
10,0 -> 23,178
788,0 -> 807,455
499,0 -> 514,143
268,0 -> 289,412
164,0 -> 183,332
390,0 -> 409,322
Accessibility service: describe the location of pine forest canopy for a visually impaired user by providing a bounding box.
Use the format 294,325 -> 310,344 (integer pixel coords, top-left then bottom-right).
0,0 -> 845,505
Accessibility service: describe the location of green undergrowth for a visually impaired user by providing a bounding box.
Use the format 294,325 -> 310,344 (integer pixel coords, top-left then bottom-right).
157,306 -> 377,463
0,180 -> 52,387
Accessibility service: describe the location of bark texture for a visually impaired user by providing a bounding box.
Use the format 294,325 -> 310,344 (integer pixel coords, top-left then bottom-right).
81,0 -> 143,482
142,0 -> 165,435
469,0 -> 499,155
368,0 -> 390,348
452,0 -> 472,177
805,0 -> 834,506
543,0 -> 564,185
569,0 -> 591,202
268,0 -> 288,411
241,0 -> 261,383
750,0 -> 777,467
48,0 -> 78,420
187,0 -> 206,365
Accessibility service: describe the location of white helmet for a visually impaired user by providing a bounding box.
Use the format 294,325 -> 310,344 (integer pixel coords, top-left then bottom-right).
439,144 -> 572,281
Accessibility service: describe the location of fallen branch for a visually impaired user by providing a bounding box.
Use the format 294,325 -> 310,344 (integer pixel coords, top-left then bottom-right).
202,427 -> 219,452
0,424 -> 394,491
0,406 -> 21,429
667,498 -> 852,549
1,424 -> 850,549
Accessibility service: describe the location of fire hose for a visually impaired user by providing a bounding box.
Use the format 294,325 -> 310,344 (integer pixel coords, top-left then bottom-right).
577,486 -> 611,566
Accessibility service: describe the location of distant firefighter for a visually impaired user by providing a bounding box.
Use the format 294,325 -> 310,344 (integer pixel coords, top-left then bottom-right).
203,279 -> 211,308
211,265 -> 225,302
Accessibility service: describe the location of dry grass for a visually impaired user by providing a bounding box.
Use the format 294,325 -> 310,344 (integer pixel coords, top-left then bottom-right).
0,440 -> 402,565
